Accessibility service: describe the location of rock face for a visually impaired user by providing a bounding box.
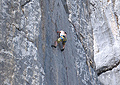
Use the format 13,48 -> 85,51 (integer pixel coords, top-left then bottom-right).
90,0 -> 120,85
0,0 -> 100,85
1,0 -> 119,85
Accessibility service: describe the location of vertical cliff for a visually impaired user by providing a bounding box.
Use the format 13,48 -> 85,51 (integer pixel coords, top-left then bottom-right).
1,0 -> 119,85
90,0 -> 120,85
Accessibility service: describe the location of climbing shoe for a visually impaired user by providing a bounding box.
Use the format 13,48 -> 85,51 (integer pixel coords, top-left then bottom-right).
51,45 -> 56,48
61,48 -> 64,51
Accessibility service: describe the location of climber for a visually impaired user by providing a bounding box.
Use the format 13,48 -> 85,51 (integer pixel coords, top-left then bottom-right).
51,30 -> 67,51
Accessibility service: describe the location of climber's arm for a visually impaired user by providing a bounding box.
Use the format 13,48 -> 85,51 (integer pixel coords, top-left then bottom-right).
57,31 -> 61,33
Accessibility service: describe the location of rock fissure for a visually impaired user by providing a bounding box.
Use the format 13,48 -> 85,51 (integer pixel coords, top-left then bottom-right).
90,3 -> 96,8
61,0 -> 69,14
68,20 -> 85,39
97,59 -> 120,76
7,21 -> 35,43
90,2 -> 97,11
21,0 -> 32,7
68,19 -> 95,69
68,19 -> 95,82
114,12 -> 119,29
7,22 -> 22,31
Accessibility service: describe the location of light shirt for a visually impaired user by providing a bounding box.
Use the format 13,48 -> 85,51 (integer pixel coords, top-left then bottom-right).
60,30 -> 65,36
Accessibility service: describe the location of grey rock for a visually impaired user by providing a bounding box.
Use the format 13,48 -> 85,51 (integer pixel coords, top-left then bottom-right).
0,0 -> 103,85
90,0 -> 120,85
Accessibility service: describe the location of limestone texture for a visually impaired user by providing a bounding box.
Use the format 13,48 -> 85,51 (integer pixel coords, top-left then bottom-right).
1,0 -> 120,85
90,0 -> 120,85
